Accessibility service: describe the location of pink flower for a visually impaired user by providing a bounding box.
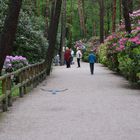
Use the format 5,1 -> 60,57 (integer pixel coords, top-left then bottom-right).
5,58 -> 10,63
116,45 -> 125,52
129,36 -> 139,43
135,41 -> 140,45
7,64 -> 12,67
119,38 -> 127,45
120,45 -> 125,49
116,48 -> 121,51
113,43 -> 117,46
136,27 -> 140,31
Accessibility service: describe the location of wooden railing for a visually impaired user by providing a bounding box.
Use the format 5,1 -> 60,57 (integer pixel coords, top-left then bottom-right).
0,61 -> 47,112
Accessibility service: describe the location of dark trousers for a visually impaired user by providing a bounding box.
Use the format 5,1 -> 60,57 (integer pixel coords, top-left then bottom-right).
90,63 -> 94,74
77,58 -> 80,67
66,60 -> 71,68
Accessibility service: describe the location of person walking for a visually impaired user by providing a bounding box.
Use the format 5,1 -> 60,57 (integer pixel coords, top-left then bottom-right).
70,48 -> 74,64
88,50 -> 96,75
54,54 -> 60,66
76,48 -> 82,68
64,47 -> 71,68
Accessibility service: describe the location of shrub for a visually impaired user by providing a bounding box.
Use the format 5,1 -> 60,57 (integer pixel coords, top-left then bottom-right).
98,43 -> 108,65
98,9 -> 140,85
4,56 -> 28,72
118,46 -> 140,83
0,0 -> 48,64
82,51 -> 89,62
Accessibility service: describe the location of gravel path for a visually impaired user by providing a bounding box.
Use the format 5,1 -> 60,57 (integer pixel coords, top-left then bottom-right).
0,61 -> 140,140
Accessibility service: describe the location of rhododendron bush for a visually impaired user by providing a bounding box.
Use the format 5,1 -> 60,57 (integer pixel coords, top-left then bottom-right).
4,56 -> 28,72
130,9 -> 140,26
98,9 -> 140,85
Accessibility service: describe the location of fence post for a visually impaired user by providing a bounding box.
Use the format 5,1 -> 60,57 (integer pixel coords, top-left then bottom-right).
23,70 -> 27,94
2,79 -> 8,112
19,72 -> 24,97
7,76 -> 12,107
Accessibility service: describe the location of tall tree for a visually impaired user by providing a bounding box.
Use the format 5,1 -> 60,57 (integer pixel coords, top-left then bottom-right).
69,0 -> 73,46
0,0 -> 22,74
119,0 -> 122,25
36,0 -> 40,16
107,4 -> 111,35
98,0 -> 104,43
60,0 -> 66,65
93,22 -> 97,36
112,0 -> 117,32
45,0 -> 62,75
128,0 -> 133,14
122,0 -> 132,33
50,0 -> 56,19
77,0 -> 87,38
44,0 -> 50,38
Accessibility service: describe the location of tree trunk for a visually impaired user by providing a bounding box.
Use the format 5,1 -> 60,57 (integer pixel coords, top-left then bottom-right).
44,0 -> 50,38
128,0 -> 133,14
93,22 -> 96,36
99,0 -> 104,43
69,0 -> 73,47
60,0 -> 66,65
77,0 -> 87,38
122,0 -> 132,33
107,4 -> 110,35
37,0 -> 40,16
33,0 -> 37,9
119,0 -> 122,25
50,0 -> 56,20
0,0 -> 22,75
45,0 -> 62,75
112,0 -> 116,32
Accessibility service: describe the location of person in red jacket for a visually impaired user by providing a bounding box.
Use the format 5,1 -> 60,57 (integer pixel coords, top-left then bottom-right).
64,47 -> 71,68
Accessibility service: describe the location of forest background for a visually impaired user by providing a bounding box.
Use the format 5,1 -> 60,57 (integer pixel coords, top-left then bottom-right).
0,0 -> 140,84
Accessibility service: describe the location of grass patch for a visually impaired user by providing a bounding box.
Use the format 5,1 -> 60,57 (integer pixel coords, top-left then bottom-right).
12,88 -> 19,97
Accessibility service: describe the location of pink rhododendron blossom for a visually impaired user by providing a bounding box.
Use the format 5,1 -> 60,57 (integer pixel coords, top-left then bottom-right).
119,38 -> 128,45
113,43 -> 117,46
116,45 -> 125,52
136,27 -> 140,31
129,36 -> 139,43
120,45 -> 125,49
74,40 -> 85,49
4,56 -> 28,72
135,41 -> 140,45
130,9 -> 140,18
132,26 -> 140,33
116,48 -> 121,51
136,33 -> 140,38
5,58 -> 10,63
7,64 -> 12,67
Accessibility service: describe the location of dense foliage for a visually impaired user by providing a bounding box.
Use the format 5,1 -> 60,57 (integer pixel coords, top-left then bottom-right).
0,0 -> 140,85
0,0 -> 48,64
98,9 -> 140,85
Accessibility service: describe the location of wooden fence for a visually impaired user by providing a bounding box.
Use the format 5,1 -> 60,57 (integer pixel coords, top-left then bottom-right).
0,61 -> 47,112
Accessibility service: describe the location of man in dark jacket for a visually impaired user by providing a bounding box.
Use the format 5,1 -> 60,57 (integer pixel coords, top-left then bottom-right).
88,50 -> 96,75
